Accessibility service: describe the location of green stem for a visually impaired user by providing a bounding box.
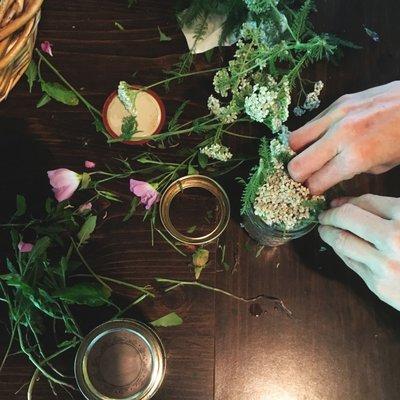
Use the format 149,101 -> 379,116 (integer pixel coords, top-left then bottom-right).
71,274 -> 155,298
113,294 -> 150,320
144,67 -> 221,91
155,278 -> 252,301
17,327 -> 74,390
70,239 -> 112,292
155,229 -> 186,257
0,320 -> 18,373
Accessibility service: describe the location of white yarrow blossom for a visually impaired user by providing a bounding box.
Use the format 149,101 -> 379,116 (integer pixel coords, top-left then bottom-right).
245,84 -> 278,123
200,143 -> 233,162
244,78 -> 291,132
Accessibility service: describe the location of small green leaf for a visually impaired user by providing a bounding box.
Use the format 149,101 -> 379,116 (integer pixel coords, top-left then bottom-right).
93,116 -> 108,136
123,197 -> 139,222
36,94 -> 52,108
255,245 -> 264,258
57,339 -> 77,349
151,312 -> 183,327
223,261 -> 231,271
186,225 -> 197,234
41,81 -> 79,106
187,164 -> 198,176
15,194 -> 26,217
45,198 -> 54,214
114,21 -> 125,30
192,248 -> 209,267
77,215 -> 97,245
121,115 -> 138,139
204,48 -> 214,63
10,230 -> 19,251
52,282 -> 111,307
25,60 -> 37,92
80,172 -> 91,189
198,152 -> 208,169
97,191 -> 121,202
29,237 -> 51,260
364,26 -> 380,42
158,26 -> 172,42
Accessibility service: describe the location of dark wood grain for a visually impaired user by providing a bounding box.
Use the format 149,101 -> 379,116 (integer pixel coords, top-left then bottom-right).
0,1 -> 400,399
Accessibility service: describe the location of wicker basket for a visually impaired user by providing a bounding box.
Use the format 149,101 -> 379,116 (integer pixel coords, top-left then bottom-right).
0,0 -> 44,102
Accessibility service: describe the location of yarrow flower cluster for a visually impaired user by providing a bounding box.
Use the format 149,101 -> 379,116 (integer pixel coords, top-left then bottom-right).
207,95 -> 239,124
200,143 -> 233,162
244,78 -> 291,132
245,0 -> 279,15
253,139 -> 324,230
294,81 -> 324,116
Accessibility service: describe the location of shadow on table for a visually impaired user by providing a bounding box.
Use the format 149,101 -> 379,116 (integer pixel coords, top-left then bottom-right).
0,117 -> 52,221
293,230 -> 400,334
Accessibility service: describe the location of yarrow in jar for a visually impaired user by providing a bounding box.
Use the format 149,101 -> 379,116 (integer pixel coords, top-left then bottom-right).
241,133 -> 325,231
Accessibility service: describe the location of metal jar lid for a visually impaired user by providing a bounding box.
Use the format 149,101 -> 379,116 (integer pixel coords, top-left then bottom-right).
159,175 -> 230,245
74,319 -> 166,400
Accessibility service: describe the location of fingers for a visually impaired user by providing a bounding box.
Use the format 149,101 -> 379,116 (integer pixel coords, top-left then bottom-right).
319,203 -> 390,249
318,225 -> 382,266
288,133 -> 339,183
289,113 -> 334,152
305,153 -> 352,195
330,194 -> 400,220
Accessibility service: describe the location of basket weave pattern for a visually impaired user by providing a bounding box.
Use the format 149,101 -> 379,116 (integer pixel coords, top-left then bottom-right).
0,0 -> 44,102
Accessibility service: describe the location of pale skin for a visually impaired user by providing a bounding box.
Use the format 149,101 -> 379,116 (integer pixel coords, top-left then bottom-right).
287,81 -> 400,311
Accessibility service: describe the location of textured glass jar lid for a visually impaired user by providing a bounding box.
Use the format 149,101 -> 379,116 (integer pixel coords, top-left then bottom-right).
159,175 -> 230,245
74,319 -> 166,400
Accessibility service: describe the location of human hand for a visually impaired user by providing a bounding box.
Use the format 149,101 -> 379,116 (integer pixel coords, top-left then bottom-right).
318,194 -> 400,311
288,81 -> 400,194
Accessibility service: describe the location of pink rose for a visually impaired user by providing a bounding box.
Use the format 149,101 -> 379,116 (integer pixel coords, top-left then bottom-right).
18,241 -> 34,253
129,179 -> 160,210
85,160 -> 96,169
40,41 -> 54,57
47,169 -> 81,202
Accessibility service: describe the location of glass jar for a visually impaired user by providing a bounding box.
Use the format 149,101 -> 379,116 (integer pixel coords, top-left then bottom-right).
242,208 -> 317,247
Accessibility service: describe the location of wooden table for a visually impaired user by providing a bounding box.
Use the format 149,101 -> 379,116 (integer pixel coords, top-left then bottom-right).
1,1 -> 400,399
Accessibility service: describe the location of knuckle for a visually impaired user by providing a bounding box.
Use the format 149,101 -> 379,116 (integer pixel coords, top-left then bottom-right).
356,193 -> 375,204
334,203 -> 356,221
332,230 -> 352,252
344,146 -> 366,170
388,229 -> 400,251
338,94 -> 352,103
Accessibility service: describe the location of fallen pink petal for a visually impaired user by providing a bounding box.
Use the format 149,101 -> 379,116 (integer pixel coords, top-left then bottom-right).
85,160 -> 96,169
18,241 -> 34,253
40,41 -> 54,57
47,168 -> 81,202
78,202 -> 92,213
129,179 -> 160,210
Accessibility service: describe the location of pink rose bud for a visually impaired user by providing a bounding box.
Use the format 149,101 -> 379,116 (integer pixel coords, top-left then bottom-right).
18,241 -> 34,253
40,41 -> 54,57
84,160 -> 96,169
129,179 -> 160,210
47,168 -> 81,202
